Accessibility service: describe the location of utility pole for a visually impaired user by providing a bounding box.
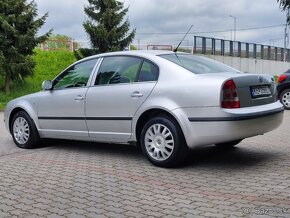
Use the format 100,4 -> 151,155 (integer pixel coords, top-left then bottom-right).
229,15 -> 237,41
137,39 -> 140,50
284,8 -> 289,62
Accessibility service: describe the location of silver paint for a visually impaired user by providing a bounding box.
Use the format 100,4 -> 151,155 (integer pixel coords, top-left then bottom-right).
4,50 -> 284,149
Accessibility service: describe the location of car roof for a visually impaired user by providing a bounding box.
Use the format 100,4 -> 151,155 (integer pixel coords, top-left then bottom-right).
123,50 -> 175,56
80,50 -> 177,62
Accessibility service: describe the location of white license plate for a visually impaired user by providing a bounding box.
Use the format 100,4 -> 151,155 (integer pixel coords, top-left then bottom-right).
251,86 -> 271,98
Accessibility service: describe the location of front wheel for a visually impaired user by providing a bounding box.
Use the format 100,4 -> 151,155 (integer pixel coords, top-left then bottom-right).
140,115 -> 188,168
280,89 -> 290,110
11,111 -> 40,149
215,139 -> 242,149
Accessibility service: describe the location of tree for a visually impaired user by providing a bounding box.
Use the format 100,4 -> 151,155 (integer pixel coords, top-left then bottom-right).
278,0 -> 290,10
277,0 -> 290,23
0,0 -> 51,93
76,0 -> 135,59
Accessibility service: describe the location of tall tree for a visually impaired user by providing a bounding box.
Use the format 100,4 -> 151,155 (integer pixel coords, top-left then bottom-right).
278,0 -> 290,10
76,0 -> 135,59
0,0 -> 51,93
277,0 -> 290,23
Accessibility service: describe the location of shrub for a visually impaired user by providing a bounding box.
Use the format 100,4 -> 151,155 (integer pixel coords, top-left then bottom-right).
0,49 -> 76,110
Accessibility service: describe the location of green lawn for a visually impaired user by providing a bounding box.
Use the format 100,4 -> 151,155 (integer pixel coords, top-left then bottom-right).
0,49 -> 76,110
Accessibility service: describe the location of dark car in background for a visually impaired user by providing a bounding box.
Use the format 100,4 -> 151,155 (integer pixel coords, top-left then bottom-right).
277,69 -> 290,109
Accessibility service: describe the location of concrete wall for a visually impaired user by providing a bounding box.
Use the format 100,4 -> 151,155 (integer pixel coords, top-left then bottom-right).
204,55 -> 290,76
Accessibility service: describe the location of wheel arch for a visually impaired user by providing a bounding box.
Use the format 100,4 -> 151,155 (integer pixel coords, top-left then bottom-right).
134,108 -> 187,146
279,88 -> 290,109
8,106 -> 39,134
278,84 -> 290,97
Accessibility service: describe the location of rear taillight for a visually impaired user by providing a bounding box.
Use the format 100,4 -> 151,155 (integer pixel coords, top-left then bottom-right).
278,74 -> 287,83
221,79 -> 240,108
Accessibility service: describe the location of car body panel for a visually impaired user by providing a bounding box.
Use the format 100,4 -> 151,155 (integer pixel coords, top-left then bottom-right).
277,72 -> 290,109
85,82 -> 156,142
277,73 -> 290,96
172,101 -> 283,148
277,81 -> 290,95
37,87 -> 89,139
4,94 -> 39,132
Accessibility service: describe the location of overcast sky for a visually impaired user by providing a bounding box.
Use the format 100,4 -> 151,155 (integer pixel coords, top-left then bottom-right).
35,0 -> 288,48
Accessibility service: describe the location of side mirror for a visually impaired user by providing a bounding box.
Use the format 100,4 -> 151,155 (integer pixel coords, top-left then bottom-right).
42,80 -> 53,90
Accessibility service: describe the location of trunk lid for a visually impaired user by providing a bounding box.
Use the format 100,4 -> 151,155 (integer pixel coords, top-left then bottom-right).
199,72 -> 277,108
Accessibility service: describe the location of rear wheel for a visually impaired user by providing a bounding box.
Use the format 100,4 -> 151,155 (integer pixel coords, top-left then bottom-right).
280,89 -> 290,110
215,139 -> 242,149
140,115 -> 188,167
11,111 -> 40,149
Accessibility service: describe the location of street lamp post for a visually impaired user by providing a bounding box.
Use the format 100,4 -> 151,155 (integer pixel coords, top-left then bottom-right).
229,15 -> 237,41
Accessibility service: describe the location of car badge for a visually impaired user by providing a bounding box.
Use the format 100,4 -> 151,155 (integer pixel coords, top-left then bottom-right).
258,76 -> 263,83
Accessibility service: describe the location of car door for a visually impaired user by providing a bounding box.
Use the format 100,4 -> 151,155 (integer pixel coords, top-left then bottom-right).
85,56 -> 159,142
37,58 -> 98,140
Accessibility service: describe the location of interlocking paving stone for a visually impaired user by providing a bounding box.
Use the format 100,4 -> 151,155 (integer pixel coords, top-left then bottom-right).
1,112 -> 290,217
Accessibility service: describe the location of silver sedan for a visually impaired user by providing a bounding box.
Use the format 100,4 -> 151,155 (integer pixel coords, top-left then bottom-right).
4,50 -> 284,167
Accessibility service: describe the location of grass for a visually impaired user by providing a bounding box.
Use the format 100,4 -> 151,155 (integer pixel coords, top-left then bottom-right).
0,49 -> 76,110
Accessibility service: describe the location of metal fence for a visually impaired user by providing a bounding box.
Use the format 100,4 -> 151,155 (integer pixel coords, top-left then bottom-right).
194,36 -> 290,62
37,40 -> 91,51
130,36 -> 290,62
129,44 -> 194,53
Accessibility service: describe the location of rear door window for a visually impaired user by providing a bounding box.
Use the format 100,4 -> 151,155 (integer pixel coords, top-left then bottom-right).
96,56 -> 142,85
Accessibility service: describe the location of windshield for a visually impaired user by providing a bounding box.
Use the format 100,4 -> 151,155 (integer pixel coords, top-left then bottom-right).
159,54 -> 239,74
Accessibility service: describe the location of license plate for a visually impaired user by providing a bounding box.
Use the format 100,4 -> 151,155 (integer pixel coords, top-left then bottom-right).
250,86 -> 271,98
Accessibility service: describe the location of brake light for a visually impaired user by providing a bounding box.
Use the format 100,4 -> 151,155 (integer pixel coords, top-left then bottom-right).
221,79 -> 240,108
278,74 -> 287,83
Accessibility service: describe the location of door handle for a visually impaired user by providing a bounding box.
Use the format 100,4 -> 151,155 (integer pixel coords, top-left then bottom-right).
74,95 -> 84,101
131,91 -> 143,98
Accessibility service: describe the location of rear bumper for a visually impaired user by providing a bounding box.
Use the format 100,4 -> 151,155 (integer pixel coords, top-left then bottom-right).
188,107 -> 283,122
173,101 -> 284,149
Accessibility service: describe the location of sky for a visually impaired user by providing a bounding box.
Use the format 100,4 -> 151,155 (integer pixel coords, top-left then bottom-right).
34,0 -> 288,48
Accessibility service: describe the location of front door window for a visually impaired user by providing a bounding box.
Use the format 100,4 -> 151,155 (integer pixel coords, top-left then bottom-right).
54,59 -> 97,89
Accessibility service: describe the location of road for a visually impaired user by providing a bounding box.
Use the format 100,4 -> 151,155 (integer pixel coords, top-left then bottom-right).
0,113 -> 25,156
0,112 -> 289,217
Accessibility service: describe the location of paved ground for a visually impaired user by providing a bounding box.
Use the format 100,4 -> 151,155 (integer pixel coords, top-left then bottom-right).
0,114 -> 24,157
0,112 -> 290,218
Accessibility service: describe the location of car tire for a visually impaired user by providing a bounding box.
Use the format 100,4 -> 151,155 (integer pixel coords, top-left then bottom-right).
279,89 -> 290,110
11,111 -> 40,149
215,139 -> 242,149
140,115 -> 188,168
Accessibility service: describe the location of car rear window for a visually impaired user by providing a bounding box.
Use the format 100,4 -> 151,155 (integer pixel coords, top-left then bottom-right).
159,54 -> 239,74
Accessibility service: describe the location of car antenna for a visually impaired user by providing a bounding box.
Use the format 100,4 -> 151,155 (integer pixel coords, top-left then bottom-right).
173,25 -> 193,53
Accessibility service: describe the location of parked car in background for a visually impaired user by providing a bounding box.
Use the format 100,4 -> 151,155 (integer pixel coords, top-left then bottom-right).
4,50 -> 284,167
277,69 -> 290,109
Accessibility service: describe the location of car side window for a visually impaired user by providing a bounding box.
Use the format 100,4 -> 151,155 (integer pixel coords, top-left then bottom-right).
138,61 -> 159,82
95,56 -> 142,85
53,59 -> 97,90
